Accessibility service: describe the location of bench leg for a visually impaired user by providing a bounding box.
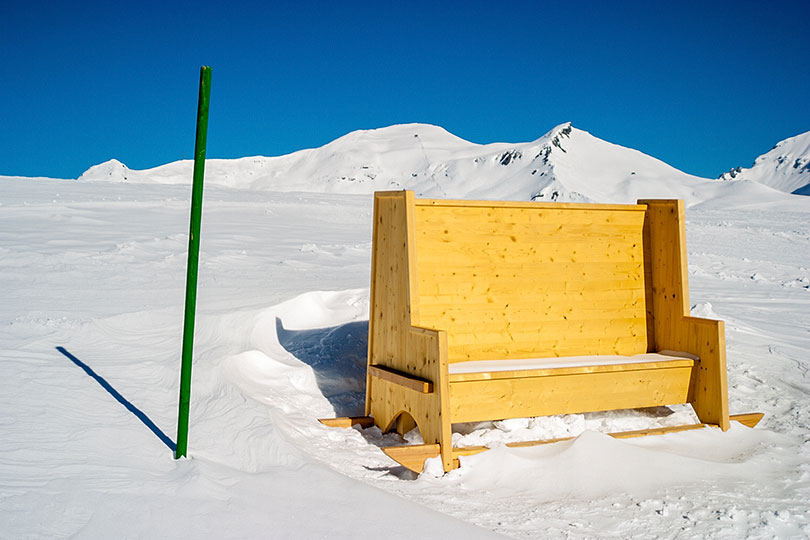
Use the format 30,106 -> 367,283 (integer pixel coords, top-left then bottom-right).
366,326 -> 453,471
367,377 -> 453,471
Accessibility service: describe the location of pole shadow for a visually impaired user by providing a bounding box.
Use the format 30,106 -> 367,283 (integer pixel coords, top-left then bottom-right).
56,346 -> 176,452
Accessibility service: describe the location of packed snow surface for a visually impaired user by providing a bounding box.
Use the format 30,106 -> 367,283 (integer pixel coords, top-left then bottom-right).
2,124 -> 810,539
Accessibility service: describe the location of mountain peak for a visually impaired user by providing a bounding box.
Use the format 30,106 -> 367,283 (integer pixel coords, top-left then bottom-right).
533,122 -> 574,144
78,159 -> 129,182
719,130 -> 810,195
328,123 -> 474,151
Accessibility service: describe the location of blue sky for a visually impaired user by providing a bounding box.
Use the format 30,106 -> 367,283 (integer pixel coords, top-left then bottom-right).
2,0 -> 808,179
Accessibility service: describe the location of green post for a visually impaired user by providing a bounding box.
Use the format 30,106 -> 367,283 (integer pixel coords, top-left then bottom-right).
176,66 -> 211,459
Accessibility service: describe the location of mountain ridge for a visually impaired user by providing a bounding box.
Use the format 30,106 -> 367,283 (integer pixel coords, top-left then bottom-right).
12,123 -> 810,208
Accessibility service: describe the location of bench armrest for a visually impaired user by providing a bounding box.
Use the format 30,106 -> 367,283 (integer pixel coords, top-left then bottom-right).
675,316 -> 730,430
406,325 -> 449,383
365,325 -> 448,394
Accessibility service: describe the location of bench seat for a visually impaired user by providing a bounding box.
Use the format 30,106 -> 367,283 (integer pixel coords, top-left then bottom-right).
448,351 -> 697,380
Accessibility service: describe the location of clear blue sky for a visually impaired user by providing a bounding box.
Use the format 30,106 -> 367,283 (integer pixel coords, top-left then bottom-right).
2,0 -> 808,179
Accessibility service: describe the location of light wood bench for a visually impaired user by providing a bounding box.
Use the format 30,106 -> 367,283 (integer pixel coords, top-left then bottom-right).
322,191 -> 761,472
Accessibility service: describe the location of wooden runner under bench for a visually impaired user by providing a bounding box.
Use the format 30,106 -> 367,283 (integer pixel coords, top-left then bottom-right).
320,413 -> 764,473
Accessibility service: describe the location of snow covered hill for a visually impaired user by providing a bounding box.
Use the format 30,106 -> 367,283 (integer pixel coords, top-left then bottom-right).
73,123 -> 808,208
720,130 -> 810,195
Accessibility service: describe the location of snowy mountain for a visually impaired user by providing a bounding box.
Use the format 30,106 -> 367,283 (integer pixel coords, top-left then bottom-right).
75,123 -> 805,207
719,130 -> 810,196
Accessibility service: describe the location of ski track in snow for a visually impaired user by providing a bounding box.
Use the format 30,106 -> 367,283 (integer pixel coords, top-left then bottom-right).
1,178 -> 809,539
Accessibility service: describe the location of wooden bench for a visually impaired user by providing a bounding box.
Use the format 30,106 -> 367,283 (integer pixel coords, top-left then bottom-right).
322,190 -> 761,472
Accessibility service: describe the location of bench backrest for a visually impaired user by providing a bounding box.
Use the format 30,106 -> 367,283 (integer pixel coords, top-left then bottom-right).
369,191 -> 689,364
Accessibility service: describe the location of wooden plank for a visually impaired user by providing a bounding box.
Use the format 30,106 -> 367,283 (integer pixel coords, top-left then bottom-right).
417,272 -> 647,291
381,444 -> 442,473
417,288 -> 648,305
418,278 -> 647,298
367,192 -> 410,380
434,321 -> 652,351
318,416 -> 375,429
381,421 -> 740,473
447,358 -> 695,382
413,211 -> 645,253
445,318 -> 650,346
447,335 -> 650,362
419,307 -> 649,333
415,198 -> 648,212
404,191 -> 420,325
641,199 -> 690,351
730,412 -> 764,428
415,241 -> 645,265
608,422 -> 708,439
319,412 -> 756,434
417,261 -> 646,282
419,298 -> 647,316
415,212 -> 645,230
414,222 -> 646,241
368,364 -> 433,393
448,366 -> 694,424
456,423 -> 710,454
419,303 -> 647,325
413,206 -> 646,228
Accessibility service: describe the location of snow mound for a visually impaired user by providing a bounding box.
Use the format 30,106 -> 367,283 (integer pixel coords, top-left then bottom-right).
447,425 -> 798,502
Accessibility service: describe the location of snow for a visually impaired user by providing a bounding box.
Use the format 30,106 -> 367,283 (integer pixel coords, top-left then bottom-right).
2,124 -> 810,539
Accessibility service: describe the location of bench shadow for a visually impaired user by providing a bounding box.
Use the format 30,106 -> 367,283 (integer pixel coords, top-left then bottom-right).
275,318 -> 431,479
275,317 -> 368,417
56,346 -> 176,452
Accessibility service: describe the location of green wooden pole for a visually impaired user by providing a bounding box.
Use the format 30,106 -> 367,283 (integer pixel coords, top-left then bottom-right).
176,66 -> 211,459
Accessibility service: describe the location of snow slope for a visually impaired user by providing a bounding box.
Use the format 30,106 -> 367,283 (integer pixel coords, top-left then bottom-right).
75,123 -> 807,209
720,131 -> 810,195
2,126 -> 810,538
